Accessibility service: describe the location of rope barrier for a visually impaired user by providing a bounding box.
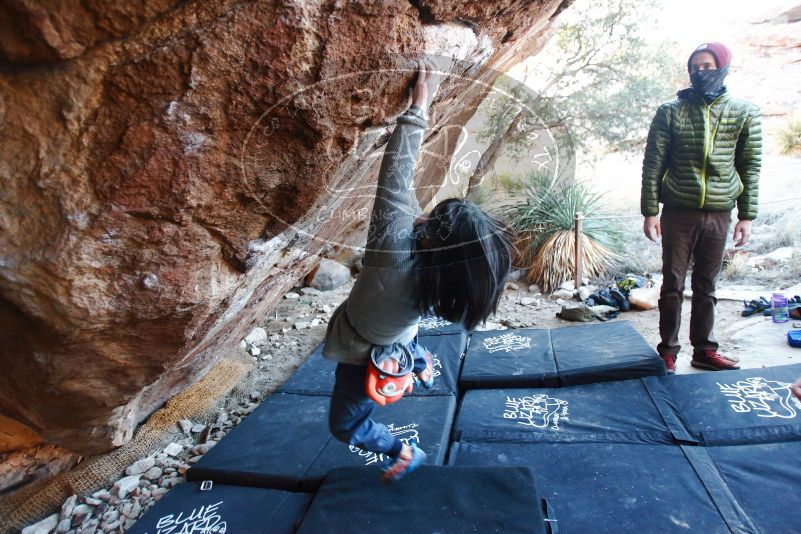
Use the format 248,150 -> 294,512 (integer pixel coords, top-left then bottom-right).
580,195 -> 801,221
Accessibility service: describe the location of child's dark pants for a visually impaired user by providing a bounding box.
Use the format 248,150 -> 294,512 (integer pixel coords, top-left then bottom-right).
328,337 -> 429,458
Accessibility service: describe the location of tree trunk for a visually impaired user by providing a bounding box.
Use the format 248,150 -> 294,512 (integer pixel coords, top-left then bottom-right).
465,109 -> 524,201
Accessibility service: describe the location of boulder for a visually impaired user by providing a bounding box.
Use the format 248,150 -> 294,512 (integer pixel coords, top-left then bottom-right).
307,259 -> 352,291
0,0 -> 570,455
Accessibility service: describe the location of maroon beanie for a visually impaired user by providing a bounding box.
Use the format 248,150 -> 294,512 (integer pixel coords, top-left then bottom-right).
687,42 -> 732,71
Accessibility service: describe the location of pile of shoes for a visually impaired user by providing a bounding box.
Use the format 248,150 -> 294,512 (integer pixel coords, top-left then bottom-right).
741,297 -> 771,317
741,296 -> 801,319
582,274 -> 652,315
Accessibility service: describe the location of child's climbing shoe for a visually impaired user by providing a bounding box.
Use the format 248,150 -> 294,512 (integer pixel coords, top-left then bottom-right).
381,441 -> 427,482
415,351 -> 435,389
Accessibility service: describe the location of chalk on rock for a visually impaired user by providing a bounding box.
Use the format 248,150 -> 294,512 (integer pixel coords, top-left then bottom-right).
284,291 -> 300,299
250,346 -> 261,356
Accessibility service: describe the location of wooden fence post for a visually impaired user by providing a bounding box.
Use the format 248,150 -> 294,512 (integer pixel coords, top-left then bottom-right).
574,211 -> 584,289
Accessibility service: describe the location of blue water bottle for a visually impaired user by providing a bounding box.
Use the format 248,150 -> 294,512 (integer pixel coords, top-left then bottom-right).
772,293 -> 789,323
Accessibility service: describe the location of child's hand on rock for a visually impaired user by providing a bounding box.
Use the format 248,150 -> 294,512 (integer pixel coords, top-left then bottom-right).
411,58 -> 442,113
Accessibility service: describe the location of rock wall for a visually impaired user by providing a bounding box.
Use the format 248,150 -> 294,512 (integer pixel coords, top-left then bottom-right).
0,0 -> 569,455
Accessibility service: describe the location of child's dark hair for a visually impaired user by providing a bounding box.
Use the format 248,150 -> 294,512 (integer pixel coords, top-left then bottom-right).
412,198 -> 514,330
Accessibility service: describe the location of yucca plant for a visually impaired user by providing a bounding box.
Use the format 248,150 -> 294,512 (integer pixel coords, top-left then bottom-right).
499,170 -> 622,292
778,117 -> 801,155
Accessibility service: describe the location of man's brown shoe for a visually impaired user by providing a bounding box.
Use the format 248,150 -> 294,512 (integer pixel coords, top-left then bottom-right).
660,353 -> 677,375
691,351 -> 740,371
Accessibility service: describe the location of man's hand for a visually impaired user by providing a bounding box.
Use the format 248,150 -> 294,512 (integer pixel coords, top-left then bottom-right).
733,220 -> 752,247
792,377 -> 801,402
643,215 -> 661,242
411,58 -> 442,113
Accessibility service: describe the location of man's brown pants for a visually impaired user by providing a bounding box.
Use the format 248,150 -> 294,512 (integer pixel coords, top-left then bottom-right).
657,206 -> 731,356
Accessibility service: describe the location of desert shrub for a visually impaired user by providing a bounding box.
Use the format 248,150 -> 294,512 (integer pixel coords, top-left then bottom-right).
499,171 -> 622,291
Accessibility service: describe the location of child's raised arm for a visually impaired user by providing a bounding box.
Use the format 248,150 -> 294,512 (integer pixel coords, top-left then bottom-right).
366,60 -> 441,262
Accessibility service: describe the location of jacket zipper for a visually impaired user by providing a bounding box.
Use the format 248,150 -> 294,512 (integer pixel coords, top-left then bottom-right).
699,95 -> 723,208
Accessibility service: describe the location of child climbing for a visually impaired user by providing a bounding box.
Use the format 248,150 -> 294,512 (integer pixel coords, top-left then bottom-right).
322,59 -> 514,481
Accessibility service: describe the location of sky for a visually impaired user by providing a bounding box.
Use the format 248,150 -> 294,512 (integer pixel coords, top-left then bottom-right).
648,0 -> 798,49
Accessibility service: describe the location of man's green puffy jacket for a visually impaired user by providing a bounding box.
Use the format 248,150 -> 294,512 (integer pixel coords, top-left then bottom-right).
640,89 -> 762,220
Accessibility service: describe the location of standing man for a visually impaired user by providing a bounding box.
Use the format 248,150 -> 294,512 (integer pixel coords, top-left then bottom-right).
641,42 -> 762,374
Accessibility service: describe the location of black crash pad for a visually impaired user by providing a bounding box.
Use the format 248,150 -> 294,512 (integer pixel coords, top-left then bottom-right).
189,393 -> 456,491
295,466 -> 548,534
550,320 -> 665,386
126,481 -> 312,534
449,441 -> 756,533
706,440 -> 801,533
454,378 -> 691,444
645,363 -> 801,445
461,328 -> 558,389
